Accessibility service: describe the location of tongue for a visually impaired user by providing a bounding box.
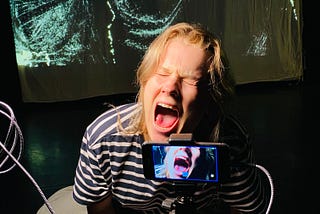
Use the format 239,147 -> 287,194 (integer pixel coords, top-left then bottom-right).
155,114 -> 177,128
174,165 -> 188,178
175,165 -> 188,172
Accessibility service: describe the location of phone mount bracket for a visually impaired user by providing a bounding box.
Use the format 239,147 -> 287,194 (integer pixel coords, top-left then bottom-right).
168,133 -> 195,145
162,182 -> 198,214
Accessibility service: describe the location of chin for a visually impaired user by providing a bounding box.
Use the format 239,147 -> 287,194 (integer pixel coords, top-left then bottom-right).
148,130 -> 170,142
149,124 -> 180,142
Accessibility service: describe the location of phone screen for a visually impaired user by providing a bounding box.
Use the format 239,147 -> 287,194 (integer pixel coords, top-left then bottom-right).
150,144 -> 219,182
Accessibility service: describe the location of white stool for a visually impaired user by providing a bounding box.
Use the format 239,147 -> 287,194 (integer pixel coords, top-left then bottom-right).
37,185 -> 87,214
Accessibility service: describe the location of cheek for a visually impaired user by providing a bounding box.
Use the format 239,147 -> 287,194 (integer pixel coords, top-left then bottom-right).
191,148 -> 201,159
143,79 -> 158,108
181,88 -> 208,111
144,78 -> 159,97
181,88 -> 197,106
165,150 -> 175,164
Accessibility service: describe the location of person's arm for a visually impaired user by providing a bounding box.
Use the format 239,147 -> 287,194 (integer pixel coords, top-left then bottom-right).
219,115 -> 268,213
87,195 -> 116,214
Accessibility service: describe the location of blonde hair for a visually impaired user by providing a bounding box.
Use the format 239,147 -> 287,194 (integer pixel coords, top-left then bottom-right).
124,22 -> 231,140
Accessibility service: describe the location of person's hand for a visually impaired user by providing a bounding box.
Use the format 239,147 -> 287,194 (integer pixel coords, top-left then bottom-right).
87,195 -> 116,214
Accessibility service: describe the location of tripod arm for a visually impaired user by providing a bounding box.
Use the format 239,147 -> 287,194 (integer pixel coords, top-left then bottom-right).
162,182 -> 199,214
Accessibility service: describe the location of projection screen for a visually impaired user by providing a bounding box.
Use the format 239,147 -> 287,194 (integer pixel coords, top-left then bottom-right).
8,0 -> 303,102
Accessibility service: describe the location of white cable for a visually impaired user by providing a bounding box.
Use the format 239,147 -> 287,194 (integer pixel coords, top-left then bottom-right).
0,102 -> 23,173
231,162 -> 274,214
254,163 -> 274,214
0,101 -> 56,214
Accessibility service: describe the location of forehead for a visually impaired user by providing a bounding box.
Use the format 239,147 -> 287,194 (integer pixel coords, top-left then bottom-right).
160,39 -> 208,72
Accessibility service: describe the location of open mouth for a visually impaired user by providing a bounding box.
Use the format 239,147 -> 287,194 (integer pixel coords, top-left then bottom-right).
154,103 -> 179,130
173,155 -> 191,178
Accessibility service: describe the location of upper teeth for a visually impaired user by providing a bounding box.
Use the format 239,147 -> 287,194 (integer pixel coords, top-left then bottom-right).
158,103 -> 174,109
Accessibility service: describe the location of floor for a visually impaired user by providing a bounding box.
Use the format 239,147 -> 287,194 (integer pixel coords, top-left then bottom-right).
0,80 -> 319,214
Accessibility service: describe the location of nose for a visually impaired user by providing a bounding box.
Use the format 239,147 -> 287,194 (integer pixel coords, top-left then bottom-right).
183,147 -> 192,157
161,75 -> 180,98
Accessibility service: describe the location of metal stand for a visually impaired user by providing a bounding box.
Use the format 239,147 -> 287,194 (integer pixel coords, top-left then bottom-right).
162,182 -> 198,214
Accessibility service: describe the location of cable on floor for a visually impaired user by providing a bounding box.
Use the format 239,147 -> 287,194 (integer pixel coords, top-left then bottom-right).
0,101 -> 56,214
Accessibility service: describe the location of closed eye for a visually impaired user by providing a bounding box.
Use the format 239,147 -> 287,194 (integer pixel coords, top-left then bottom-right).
155,70 -> 171,77
182,78 -> 199,86
154,68 -> 208,87
182,78 -> 208,87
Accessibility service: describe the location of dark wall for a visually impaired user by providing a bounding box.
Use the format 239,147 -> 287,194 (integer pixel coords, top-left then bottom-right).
1,0 -> 22,108
302,1 -> 318,83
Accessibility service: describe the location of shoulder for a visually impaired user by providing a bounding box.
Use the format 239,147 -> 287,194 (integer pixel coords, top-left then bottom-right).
219,114 -> 249,144
84,102 -> 141,146
218,114 -> 251,162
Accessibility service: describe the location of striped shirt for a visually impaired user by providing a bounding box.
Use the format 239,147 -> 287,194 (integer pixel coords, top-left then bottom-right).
73,103 -> 267,213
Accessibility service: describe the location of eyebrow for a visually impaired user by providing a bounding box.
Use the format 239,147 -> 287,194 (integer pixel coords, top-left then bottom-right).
158,66 -> 204,79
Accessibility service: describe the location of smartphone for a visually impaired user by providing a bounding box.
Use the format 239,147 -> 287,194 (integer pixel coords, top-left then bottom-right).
142,141 -> 230,183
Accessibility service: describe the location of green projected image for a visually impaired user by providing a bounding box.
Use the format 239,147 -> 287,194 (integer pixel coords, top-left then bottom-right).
7,0 -> 303,103
9,0 -> 183,67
